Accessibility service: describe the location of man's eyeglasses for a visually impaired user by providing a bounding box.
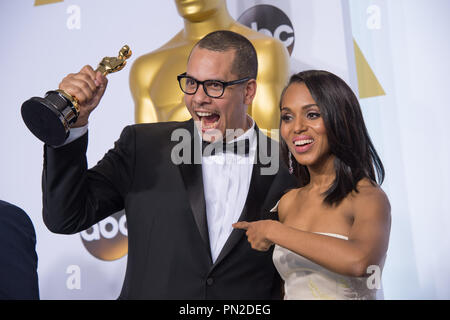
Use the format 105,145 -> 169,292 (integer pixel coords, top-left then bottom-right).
177,72 -> 251,98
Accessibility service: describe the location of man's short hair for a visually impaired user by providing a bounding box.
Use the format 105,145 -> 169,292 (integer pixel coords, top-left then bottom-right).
195,30 -> 258,79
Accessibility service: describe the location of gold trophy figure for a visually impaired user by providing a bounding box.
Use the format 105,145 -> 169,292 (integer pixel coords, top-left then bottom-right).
21,45 -> 132,146
130,0 -> 289,136
97,45 -> 132,75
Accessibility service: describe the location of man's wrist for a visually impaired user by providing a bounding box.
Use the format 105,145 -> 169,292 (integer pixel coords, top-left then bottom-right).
53,123 -> 88,147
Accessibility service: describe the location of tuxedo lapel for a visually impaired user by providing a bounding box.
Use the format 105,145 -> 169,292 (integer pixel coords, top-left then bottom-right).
211,127 -> 276,269
176,120 -> 211,257
178,162 -> 211,251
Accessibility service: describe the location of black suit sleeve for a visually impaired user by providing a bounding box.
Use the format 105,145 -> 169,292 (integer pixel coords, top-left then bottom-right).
0,201 -> 39,300
42,126 -> 135,234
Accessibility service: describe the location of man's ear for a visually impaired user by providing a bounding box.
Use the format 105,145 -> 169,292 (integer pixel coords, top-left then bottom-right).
243,79 -> 257,105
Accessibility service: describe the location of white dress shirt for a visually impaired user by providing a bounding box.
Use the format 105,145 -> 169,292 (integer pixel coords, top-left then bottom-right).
201,117 -> 257,263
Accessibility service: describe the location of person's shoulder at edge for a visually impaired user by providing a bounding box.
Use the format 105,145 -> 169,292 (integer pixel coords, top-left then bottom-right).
0,200 -> 35,232
0,200 -> 39,300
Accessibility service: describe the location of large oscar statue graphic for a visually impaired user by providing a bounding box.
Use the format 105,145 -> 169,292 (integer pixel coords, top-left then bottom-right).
21,45 -> 132,146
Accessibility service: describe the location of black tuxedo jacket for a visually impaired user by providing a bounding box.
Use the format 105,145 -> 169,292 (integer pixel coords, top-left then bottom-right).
42,119 -> 297,299
0,200 -> 39,299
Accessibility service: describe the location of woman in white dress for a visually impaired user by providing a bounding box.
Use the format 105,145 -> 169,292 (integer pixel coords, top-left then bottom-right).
234,70 -> 391,300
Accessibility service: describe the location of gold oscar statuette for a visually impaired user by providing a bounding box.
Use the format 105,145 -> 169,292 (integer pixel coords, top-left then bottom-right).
21,45 -> 132,146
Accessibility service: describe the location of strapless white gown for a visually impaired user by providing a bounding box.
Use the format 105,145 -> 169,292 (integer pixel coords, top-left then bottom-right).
272,232 -> 384,300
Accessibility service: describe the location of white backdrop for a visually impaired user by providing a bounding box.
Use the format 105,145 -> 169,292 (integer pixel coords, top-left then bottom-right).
0,0 -> 449,299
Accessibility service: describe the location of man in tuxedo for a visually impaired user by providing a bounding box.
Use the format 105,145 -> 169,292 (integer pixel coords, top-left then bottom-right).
0,200 -> 39,299
43,30 -> 296,299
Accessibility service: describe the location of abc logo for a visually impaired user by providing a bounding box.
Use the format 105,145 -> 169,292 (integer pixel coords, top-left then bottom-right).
238,4 -> 295,55
80,210 -> 128,261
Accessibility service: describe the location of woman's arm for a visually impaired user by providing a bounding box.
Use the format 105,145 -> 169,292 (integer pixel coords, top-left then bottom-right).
234,187 -> 391,277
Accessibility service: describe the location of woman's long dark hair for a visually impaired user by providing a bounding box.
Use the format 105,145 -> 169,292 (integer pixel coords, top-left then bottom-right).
280,70 -> 384,206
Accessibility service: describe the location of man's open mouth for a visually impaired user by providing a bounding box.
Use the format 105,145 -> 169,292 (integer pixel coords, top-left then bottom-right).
196,111 -> 220,130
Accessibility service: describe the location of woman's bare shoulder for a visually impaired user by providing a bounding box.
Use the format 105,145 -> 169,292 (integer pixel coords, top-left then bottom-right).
351,179 -> 391,219
277,188 -> 300,222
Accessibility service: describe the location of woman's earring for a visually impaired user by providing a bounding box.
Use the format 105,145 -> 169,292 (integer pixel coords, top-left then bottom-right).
288,152 -> 294,175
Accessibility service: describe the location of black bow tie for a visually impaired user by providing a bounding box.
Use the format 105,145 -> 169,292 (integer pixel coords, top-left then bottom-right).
202,138 -> 250,156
